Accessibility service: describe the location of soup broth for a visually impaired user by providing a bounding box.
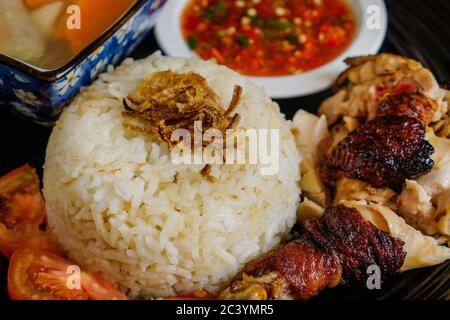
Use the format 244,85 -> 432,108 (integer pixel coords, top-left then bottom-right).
0,0 -> 136,70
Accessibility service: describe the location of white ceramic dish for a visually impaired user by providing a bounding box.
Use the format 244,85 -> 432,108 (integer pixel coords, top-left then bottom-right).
155,0 -> 388,98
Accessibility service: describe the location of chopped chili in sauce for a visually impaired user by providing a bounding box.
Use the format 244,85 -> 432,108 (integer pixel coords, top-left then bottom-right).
181,0 -> 356,77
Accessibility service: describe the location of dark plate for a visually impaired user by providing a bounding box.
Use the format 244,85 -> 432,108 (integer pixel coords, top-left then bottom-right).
0,0 -> 449,300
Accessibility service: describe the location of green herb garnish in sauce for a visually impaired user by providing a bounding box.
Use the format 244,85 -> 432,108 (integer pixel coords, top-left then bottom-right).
187,36 -> 197,50
236,35 -> 250,48
203,1 -> 227,21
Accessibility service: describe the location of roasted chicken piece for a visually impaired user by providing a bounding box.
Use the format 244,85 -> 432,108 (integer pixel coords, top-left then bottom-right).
303,205 -> 405,284
374,90 -> 437,125
323,116 -> 434,188
219,272 -> 296,300
397,130 -> 450,237
220,204 -> 406,300
241,233 -> 342,300
292,110 -> 330,208
334,177 -> 397,209
320,54 -> 447,125
318,89 -> 436,165
317,116 -> 360,166
344,201 -> 450,271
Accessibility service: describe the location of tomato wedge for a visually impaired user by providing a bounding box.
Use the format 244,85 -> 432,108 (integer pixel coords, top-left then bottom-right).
80,272 -> 129,300
8,249 -> 128,300
0,165 -> 62,258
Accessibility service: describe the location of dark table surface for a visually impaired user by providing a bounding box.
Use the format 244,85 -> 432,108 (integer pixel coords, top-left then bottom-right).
0,0 -> 449,300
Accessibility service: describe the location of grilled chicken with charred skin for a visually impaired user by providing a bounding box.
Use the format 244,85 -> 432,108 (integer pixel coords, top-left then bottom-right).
279,53 -> 450,302
220,204 -> 406,300
374,90 -> 437,125
323,116 -> 434,189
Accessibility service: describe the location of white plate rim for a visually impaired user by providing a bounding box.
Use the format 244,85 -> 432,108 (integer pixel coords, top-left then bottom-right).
155,0 -> 388,98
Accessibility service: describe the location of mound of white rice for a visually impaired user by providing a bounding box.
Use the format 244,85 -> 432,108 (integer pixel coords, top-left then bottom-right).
43,52 -> 300,298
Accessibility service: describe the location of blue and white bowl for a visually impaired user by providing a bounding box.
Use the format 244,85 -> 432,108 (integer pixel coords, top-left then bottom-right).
0,0 -> 167,126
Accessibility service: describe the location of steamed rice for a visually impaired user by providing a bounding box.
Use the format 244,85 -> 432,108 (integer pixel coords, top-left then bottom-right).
43,52 -> 300,298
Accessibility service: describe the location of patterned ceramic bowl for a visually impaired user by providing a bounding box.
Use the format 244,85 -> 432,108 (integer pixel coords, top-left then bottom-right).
0,0 -> 167,126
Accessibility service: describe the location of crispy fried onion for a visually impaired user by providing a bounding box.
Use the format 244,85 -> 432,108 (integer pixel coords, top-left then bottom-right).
122,70 -> 242,149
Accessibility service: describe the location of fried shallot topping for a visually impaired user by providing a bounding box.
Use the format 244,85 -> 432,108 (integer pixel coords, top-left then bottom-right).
122,70 -> 242,148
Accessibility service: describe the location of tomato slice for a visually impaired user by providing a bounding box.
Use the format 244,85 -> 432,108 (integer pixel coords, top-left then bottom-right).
8,249 -> 128,300
81,272 -> 129,300
0,165 -> 46,227
0,165 -> 62,258
0,224 -> 63,258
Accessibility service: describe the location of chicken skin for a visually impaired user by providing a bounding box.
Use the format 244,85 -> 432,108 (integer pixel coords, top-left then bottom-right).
375,91 -> 437,125
220,205 -> 406,300
323,116 -> 434,188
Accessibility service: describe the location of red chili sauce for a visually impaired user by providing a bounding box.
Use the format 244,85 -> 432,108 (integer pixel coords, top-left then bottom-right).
181,0 -> 356,77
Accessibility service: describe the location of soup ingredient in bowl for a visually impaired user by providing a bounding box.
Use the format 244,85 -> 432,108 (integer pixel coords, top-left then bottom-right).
0,0 -> 45,62
24,0 -> 59,9
8,249 -> 128,300
0,0 -> 136,70
30,1 -> 64,36
43,52 -> 301,298
181,0 -> 355,76
55,0 -> 136,55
